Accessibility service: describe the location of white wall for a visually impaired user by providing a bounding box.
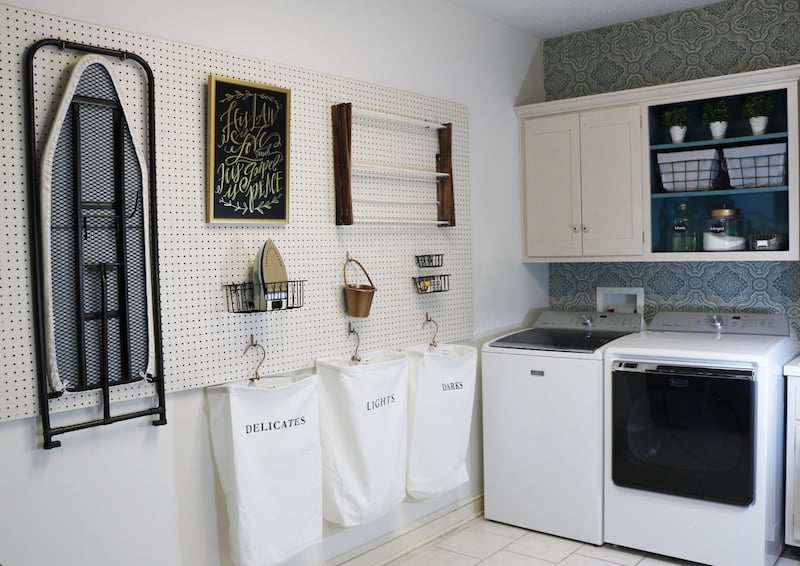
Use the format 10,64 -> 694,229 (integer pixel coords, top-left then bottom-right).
0,1 -> 548,564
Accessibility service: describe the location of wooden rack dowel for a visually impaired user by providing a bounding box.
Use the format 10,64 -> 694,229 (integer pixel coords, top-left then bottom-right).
353,196 -> 439,205
351,161 -> 449,179
352,106 -> 447,129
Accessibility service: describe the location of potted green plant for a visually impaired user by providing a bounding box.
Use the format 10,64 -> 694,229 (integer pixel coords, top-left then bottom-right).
742,93 -> 773,135
702,99 -> 729,139
662,106 -> 689,143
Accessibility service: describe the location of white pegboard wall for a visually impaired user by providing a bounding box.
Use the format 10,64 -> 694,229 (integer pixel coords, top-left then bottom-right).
0,3 -> 473,421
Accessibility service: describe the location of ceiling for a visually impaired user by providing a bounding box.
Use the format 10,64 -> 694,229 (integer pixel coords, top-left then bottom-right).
444,0 -> 724,39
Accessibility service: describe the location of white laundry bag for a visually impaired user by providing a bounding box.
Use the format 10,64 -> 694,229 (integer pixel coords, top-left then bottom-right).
403,343 -> 477,499
206,374 -> 322,566
316,350 -> 409,526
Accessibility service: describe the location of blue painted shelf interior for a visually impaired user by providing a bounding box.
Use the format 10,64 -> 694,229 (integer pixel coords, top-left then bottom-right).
648,88 -> 790,253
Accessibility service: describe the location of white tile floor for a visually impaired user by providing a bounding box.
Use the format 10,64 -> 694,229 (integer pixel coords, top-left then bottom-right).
387,517 -> 800,566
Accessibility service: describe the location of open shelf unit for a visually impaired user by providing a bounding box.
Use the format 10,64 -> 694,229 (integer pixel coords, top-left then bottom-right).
647,85 -> 794,258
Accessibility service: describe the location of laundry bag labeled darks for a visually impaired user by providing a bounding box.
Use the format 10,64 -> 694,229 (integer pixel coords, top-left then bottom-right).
403,343 -> 477,499
206,375 -> 321,566
316,350 -> 408,526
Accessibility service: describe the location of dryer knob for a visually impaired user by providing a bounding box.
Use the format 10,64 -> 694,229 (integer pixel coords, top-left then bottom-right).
709,314 -> 723,330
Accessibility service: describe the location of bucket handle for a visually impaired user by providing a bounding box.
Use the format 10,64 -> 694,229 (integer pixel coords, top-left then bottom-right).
343,257 -> 376,289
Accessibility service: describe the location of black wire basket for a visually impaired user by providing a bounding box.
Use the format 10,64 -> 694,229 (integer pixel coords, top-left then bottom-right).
412,274 -> 450,294
223,281 -> 306,313
415,254 -> 444,268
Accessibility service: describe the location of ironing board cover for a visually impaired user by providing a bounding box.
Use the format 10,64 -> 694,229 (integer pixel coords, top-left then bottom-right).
39,54 -> 156,393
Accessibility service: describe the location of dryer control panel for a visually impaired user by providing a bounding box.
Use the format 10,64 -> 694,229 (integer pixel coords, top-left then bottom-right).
648,311 -> 790,336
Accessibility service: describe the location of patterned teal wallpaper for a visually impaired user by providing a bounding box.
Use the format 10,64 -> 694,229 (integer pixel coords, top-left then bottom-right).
544,0 -> 800,325
543,0 -> 800,100
549,261 -> 800,331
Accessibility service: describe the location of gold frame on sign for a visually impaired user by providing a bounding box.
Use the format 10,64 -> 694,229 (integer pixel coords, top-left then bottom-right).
206,75 -> 290,223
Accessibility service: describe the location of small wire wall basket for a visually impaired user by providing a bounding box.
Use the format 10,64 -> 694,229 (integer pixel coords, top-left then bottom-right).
223,281 -> 306,313
413,274 -> 450,294
415,254 -> 444,268
414,253 -> 447,293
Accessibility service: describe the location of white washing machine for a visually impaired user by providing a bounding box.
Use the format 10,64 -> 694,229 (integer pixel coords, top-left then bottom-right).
482,311 -> 643,544
603,312 -> 800,566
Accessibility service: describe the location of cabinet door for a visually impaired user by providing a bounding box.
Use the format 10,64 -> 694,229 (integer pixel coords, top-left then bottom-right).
522,113 -> 582,258
580,106 -> 643,256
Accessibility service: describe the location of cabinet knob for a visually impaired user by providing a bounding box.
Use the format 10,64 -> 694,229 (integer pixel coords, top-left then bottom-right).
571,225 -> 579,233
582,225 -> 589,232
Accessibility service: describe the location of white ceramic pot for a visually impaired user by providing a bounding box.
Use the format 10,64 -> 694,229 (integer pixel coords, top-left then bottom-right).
709,120 -> 728,140
749,116 -> 768,135
669,125 -> 687,143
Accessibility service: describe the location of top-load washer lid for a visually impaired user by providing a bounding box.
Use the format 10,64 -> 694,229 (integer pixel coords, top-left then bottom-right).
489,311 -> 644,353
490,328 -> 636,353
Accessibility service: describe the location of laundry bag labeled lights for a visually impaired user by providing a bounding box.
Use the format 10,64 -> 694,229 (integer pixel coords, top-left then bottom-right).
403,343 -> 478,499
206,375 -> 322,566
316,350 -> 409,526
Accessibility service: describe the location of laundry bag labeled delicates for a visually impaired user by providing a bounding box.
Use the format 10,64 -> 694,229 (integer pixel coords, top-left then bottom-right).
403,343 -> 478,499
316,350 -> 409,526
206,375 -> 321,566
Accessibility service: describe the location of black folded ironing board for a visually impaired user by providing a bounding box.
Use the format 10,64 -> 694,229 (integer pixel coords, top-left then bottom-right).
25,39 -> 166,449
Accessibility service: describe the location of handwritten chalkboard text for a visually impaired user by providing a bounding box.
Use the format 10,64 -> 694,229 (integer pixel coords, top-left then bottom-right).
207,77 -> 290,223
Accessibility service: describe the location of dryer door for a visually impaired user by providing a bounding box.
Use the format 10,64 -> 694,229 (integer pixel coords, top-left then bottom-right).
611,362 -> 755,506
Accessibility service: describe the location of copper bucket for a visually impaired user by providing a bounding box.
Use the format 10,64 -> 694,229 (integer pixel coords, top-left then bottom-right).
343,257 -> 376,317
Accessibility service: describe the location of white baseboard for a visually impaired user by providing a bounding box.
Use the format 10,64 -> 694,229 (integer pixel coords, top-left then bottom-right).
333,494 -> 484,565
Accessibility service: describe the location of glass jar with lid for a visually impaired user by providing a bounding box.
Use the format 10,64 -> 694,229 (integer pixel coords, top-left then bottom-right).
703,204 -> 745,251
709,204 -> 739,236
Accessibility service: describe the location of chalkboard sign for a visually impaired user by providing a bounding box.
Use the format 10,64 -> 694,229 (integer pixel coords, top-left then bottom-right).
206,75 -> 290,223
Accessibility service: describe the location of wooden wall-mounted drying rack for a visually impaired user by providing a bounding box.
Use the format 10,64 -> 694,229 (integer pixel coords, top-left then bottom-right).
331,102 -> 455,226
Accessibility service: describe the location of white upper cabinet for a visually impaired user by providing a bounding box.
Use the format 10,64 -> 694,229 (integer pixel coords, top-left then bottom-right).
520,105 -> 642,260
516,65 -> 800,262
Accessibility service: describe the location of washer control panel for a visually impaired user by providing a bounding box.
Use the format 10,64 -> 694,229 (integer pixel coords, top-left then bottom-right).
648,311 -> 790,336
533,311 -> 644,331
